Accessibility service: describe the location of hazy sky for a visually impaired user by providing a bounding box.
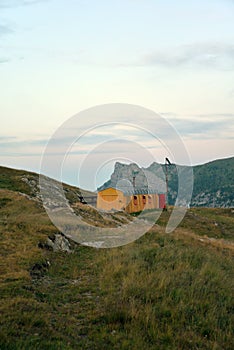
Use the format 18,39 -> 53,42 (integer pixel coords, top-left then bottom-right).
0,0 -> 234,189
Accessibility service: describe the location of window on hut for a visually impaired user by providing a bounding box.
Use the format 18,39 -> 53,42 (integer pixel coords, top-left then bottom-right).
133,195 -> 138,205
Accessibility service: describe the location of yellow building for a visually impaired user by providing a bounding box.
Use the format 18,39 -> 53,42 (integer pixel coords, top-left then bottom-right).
97,187 -> 164,213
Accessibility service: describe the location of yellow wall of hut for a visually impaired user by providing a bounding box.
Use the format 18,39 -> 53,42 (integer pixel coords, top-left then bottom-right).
96,187 -> 126,211
97,188 -> 160,213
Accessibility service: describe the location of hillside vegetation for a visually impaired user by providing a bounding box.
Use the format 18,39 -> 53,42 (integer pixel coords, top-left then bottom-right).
0,166 -> 233,349
0,165 -> 95,204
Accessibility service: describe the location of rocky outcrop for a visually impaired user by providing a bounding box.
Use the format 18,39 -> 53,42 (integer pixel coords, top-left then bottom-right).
99,162 -> 166,193
38,233 -> 74,253
45,233 -> 72,253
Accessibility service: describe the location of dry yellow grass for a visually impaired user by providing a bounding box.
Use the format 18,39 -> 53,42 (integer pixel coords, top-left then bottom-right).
173,227 -> 234,252
0,189 -> 55,284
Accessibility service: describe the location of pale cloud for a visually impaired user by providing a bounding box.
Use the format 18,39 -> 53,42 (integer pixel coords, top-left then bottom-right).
2,111 -> 233,158
228,89 -> 234,98
0,24 -> 12,35
0,0 -> 47,8
2,111 -> 233,160
125,43 -> 234,70
162,113 -> 234,139
0,57 -> 10,63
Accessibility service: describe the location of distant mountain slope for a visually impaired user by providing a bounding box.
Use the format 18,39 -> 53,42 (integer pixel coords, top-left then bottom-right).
98,157 -> 234,208
192,157 -> 234,207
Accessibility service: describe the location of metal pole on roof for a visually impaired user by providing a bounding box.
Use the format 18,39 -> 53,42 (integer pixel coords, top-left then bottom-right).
165,157 -> 171,208
132,170 -> 139,192
133,176 -> 136,190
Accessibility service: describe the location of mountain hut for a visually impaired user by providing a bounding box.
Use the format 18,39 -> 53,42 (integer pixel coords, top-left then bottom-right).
97,187 -> 165,213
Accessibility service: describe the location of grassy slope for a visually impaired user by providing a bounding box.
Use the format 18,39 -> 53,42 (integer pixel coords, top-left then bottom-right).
0,165 -> 95,202
156,157 -> 234,207
193,157 -> 234,194
191,157 -> 234,207
0,166 -> 33,195
0,186 -> 233,349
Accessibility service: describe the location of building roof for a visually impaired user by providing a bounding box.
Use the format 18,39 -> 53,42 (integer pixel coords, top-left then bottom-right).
99,186 -> 165,196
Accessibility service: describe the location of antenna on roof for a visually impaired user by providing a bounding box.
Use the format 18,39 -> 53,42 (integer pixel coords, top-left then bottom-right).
132,170 -> 139,191
165,157 -> 171,165
165,157 -> 172,209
